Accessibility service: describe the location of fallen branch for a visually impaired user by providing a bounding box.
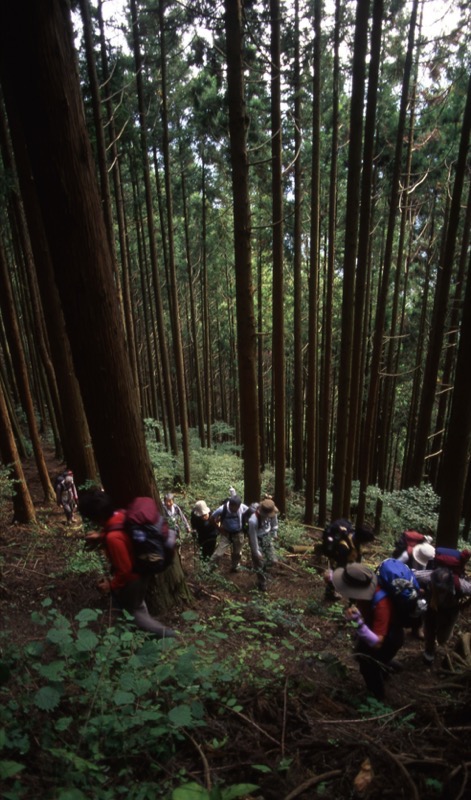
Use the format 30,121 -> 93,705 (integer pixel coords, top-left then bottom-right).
9,562 -> 52,578
184,732 -> 212,791
219,703 -> 281,748
186,582 -> 222,601
283,769 -> 342,800
361,733 -> 420,800
314,703 -> 414,725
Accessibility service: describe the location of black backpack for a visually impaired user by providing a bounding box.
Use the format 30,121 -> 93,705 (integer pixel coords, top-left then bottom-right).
108,497 -> 176,575
322,519 -> 355,559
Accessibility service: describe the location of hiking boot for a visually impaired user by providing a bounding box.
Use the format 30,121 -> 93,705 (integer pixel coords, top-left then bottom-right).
423,651 -> 434,665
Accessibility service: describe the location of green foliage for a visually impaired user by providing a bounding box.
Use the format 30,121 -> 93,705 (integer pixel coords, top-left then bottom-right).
369,484 -> 440,545
0,591 -> 323,798
172,782 -> 259,800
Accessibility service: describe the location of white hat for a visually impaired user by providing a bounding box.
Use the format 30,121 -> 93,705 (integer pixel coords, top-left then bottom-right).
193,500 -> 210,517
412,542 -> 435,567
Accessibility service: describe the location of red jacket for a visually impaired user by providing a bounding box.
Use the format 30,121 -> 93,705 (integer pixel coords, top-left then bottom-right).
102,511 -> 139,591
357,589 -> 394,639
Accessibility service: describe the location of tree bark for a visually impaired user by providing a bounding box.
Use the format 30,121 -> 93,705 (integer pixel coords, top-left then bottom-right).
224,0 -> 261,503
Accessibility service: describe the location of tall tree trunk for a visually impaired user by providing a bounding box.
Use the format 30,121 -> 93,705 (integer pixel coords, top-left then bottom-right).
78,0 -> 118,276
224,0 -> 261,503
357,0 -> 419,521
304,0 -> 321,525
129,0 -> 178,457
3,102 -> 98,486
96,0 -> 138,389
292,0 -> 304,492
179,133 -> 205,446
0,376 -> 36,523
0,0 -> 191,610
344,0 -> 383,517
408,70 -> 471,486
331,0 -> 370,520
436,247 -> 471,547
318,0 -> 341,526
158,0 -> 190,484
430,181 -> 471,490
270,0 -> 286,513
0,237 -> 55,502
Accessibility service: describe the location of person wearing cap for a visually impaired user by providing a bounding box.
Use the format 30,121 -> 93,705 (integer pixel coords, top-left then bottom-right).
161,492 -> 191,539
332,562 -> 405,700
191,500 -> 218,560
210,494 -> 249,572
247,498 -> 280,591
397,540 -> 435,571
414,566 -> 471,665
395,541 -> 436,640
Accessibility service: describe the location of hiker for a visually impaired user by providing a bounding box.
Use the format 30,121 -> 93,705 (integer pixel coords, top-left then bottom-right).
247,498 -> 279,591
323,519 -> 375,601
78,489 -> 175,639
331,562 -> 405,700
55,470 -> 78,524
394,540 -> 435,639
161,492 -> 191,539
415,563 -> 471,665
393,530 -> 435,569
210,494 -> 249,572
191,500 -> 218,560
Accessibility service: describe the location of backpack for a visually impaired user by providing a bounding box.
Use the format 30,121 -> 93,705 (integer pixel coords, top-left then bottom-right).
374,558 -> 424,627
322,519 -> 355,560
125,497 -> 176,575
392,530 -> 427,559
54,470 -> 73,492
219,497 -> 254,533
242,503 -> 260,533
431,547 -> 470,577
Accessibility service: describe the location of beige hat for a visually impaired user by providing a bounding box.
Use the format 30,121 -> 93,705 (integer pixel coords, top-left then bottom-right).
412,542 -> 435,567
332,563 -> 378,600
259,498 -> 279,518
193,500 -> 210,517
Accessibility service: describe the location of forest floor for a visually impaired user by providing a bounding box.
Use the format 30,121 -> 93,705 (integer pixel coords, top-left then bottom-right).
1,449 -> 471,800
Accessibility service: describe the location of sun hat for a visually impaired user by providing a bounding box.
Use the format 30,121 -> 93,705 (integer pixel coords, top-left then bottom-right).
412,542 -> 435,567
193,500 -> 210,517
331,563 -> 378,600
259,498 -> 279,518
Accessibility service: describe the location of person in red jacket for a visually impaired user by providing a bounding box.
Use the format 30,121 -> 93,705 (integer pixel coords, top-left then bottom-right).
332,562 -> 404,700
78,490 -> 175,639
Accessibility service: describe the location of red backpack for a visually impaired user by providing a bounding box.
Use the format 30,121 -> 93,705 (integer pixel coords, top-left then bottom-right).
392,530 -> 427,559
432,547 -> 470,577
108,497 -> 176,575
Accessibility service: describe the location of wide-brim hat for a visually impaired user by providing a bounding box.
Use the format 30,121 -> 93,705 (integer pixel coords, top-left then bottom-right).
259,499 -> 279,518
412,542 -> 435,567
193,500 -> 210,517
332,563 -> 378,600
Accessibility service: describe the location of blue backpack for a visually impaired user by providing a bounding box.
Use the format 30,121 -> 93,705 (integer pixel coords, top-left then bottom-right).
374,558 -> 423,627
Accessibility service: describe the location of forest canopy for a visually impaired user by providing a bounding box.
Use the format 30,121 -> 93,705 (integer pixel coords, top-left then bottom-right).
0,0 -> 470,542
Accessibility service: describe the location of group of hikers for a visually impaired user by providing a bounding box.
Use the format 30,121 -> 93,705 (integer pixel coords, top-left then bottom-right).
55,469 -> 471,701
323,519 -> 471,700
